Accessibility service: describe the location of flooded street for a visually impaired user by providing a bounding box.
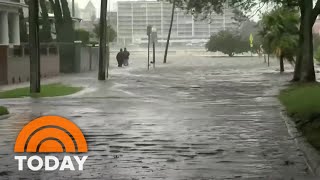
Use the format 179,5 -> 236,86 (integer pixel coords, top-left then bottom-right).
0,54 -> 312,179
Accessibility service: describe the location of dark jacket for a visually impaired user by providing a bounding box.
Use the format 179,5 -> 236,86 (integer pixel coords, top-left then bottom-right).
123,51 -> 130,59
116,52 -> 124,62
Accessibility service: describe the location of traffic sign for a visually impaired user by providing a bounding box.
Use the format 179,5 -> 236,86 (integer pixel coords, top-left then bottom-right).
250,33 -> 254,48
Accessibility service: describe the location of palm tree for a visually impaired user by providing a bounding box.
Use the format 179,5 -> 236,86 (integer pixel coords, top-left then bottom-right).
40,0 -> 52,42
260,7 -> 299,72
49,0 -> 76,73
164,0 -> 176,64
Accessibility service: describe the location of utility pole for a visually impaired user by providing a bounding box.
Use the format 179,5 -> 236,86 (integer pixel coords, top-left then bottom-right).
29,0 -> 41,94
98,0 -> 107,80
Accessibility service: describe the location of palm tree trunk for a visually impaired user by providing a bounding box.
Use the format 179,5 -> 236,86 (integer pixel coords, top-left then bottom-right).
163,0 -> 176,64
49,0 -> 75,73
292,2 -> 305,82
49,0 -> 63,42
98,0 -> 107,80
300,0 -> 316,82
29,0 -> 41,94
280,54 -> 284,73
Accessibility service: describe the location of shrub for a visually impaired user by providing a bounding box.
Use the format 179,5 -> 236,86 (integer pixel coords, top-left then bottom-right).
75,29 -> 90,44
93,24 -> 117,42
206,30 -> 249,57
0,106 -> 9,116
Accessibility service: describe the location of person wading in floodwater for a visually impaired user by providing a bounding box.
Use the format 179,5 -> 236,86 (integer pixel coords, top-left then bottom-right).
116,48 -> 124,67
123,48 -> 130,66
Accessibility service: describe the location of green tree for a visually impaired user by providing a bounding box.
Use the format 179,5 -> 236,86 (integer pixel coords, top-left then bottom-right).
75,29 -> 90,44
206,30 -> 249,57
232,8 -> 250,27
259,7 -> 299,72
93,24 -> 117,42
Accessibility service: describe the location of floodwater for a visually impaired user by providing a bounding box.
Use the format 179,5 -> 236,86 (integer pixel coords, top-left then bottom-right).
0,53 -> 314,179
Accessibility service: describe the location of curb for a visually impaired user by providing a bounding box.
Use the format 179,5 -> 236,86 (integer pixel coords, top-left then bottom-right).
280,108 -> 320,176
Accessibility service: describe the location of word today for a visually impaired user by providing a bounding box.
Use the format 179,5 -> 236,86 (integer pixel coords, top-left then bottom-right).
15,156 -> 88,171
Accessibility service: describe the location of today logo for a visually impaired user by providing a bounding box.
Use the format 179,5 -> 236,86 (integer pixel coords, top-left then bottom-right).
14,116 -> 88,171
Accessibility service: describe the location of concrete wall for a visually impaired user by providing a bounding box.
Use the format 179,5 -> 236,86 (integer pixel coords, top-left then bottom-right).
7,54 -> 60,84
75,46 -> 99,73
1,43 -> 99,85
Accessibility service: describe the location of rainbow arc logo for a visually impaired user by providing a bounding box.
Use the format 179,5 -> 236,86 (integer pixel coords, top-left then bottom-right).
14,116 -> 87,153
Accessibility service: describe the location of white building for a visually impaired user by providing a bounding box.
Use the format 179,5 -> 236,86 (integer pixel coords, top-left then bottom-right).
0,0 -> 26,45
79,0 -> 96,21
78,1 -> 97,34
117,1 -> 237,44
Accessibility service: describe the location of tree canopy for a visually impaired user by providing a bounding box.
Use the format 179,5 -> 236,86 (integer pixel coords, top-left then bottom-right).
93,24 -> 117,42
206,30 -> 249,57
259,7 -> 299,61
75,29 -> 90,44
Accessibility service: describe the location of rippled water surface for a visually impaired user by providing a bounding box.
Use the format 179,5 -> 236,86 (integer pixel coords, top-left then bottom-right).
0,55 -> 313,179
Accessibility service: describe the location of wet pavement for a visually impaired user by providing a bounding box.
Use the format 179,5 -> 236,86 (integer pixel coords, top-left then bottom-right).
0,54 -> 314,179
